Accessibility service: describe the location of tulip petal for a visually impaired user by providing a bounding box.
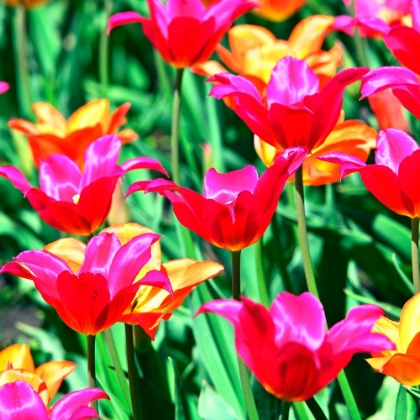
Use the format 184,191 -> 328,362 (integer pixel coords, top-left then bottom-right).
0,166 -> 32,194
121,157 -> 169,177
32,102 -> 67,131
50,388 -> 108,420
398,149 -> 420,216
108,233 -> 160,297
0,344 -> 35,371
137,269 -> 173,297
108,11 -> 147,34
375,129 -> 419,174
399,293 -> 420,352
380,353 -> 420,386
203,166 -> 259,202
315,151 -> 367,179
44,238 -> 86,274
67,99 -> 110,134
0,381 -> 48,419
167,0 -> 206,19
267,57 -> 319,107
39,155 -> 82,201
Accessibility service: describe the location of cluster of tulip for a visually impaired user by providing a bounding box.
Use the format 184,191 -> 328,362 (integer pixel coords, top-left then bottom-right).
1,0 -> 420,418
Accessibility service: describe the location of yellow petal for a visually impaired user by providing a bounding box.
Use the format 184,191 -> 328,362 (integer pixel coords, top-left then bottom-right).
366,356 -> 392,372
372,316 -> 401,354
66,99 -> 110,134
0,369 -> 49,405
0,344 -> 35,372
191,60 -> 228,78
35,360 -> 76,402
32,102 -> 67,134
399,293 -> 420,352
44,238 -> 86,274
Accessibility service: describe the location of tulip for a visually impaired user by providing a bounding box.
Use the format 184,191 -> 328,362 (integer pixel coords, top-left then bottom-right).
197,292 -> 395,402
0,344 -> 75,402
0,230 -> 173,335
0,380 -> 108,419
127,147 -> 307,252
0,82 -> 9,94
107,0 -> 257,69
209,56 -> 368,152
9,99 -> 138,168
43,223 -> 224,339
193,16 -> 341,96
0,135 -> 168,235
367,293 -> 420,386
2,0 -> 48,8
254,116 -> 376,186
360,66 -> 420,119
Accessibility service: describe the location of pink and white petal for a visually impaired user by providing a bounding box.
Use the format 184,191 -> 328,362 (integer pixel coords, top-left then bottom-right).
39,155 -> 82,201
0,166 -> 32,194
138,269 -> 174,297
166,0 -> 205,19
196,298 -> 242,324
121,157 -> 169,177
108,12 -> 146,34
317,152 -> 367,179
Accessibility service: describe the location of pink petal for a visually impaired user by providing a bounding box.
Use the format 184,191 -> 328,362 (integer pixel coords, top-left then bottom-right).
108,233 -> 161,297
121,157 -> 169,177
79,233 -> 121,279
0,82 -> 10,94
203,166 -> 259,202
0,381 -> 48,419
0,166 -> 32,194
108,12 -> 146,34
266,57 -> 320,108
279,146 -> 309,175
50,388 -> 109,420
195,298 -> 242,324
81,135 -> 123,188
270,292 -> 327,351
316,152 -> 367,180
398,149 -> 420,216
204,0 -> 258,29
166,0 -> 206,19
39,155 -> 82,201
375,129 -> 419,174
209,72 -> 262,102
412,0 -> 420,32
137,269 -> 174,297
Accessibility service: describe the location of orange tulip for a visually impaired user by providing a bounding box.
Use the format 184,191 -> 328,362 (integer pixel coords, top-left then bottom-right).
44,223 -> 224,339
254,113 -> 377,186
193,16 -> 340,98
9,99 -> 138,168
366,293 -> 420,386
3,0 -> 48,8
0,343 -> 75,402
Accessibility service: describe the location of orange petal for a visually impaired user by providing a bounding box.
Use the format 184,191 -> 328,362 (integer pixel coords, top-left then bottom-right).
380,353 -> 420,386
35,360 -> 76,401
0,344 -> 35,371
305,45 -> 342,86
118,128 -> 138,144
32,102 -> 67,133
366,356 -> 392,372
368,89 -> 410,132
254,135 -> 282,168
0,369 -> 49,405
66,99 -> 110,134
254,0 -> 306,22
191,60 -> 228,78
108,103 -> 130,134
44,238 -> 86,274
289,15 -> 335,59
399,293 -> 420,352
8,118 -> 38,136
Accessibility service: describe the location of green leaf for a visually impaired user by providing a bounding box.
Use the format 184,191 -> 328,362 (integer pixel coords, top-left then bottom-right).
169,357 -> 187,420
394,385 -> 417,420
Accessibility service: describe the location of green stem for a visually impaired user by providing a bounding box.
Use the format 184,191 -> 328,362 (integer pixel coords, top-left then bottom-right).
337,372 -> 362,420
171,68 -> 185,186
411,217 -> 420,294
281,401 -> 291,420
295,167 -> 319,297
104,329 -> 130,404
255,240 -> 270,307
351,0 -> 369,67
13,4 -> 32,119
87,334 -> 99,412
100,0 -> 113,97
231,250 -> 260,420
125,324 -> 144,420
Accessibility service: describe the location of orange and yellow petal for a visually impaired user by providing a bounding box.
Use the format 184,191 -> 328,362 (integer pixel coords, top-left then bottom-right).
8,118 -> 38,136
32,103 -> 67,134
0,344 -> 35,372
372,316 -> 401,355
399,293 -> 420,352
253,0 -> 306,22
380,353 -> 420,386
44,238 -> 86,274
192,60 -> 228,78
66,99 -> 110,135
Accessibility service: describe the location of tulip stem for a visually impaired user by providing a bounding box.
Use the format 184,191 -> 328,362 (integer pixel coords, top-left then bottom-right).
281,401 -> 291,420
337,372 -> 362,420
231,250 -> 260,420
100,0 -> 113,96
104,329 -> 131,405
87,334 -> 99,412
13,4 -> 32,119
125,323 -> 144,420
411,217 -> 420,294
171,68 -> 185,186
294,167 -> 319,297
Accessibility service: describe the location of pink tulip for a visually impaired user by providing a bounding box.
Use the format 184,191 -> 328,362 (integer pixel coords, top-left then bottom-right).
0,381 -> 108,419
108,0 -> 257,69
319,129 -> 420,218
209,57 -> 367,152
197,292 -> 395,402
0,135 -> 168,235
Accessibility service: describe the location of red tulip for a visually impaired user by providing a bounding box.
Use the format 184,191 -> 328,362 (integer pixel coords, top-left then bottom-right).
0,135 -> 168,235
127,148 -> 307,251
0,381 -> 108,419
0,232 -> 173,335
209,57 -> 368,152
107,0 -> 257,68
197,292 -> 395,402
318,129 -> 420,218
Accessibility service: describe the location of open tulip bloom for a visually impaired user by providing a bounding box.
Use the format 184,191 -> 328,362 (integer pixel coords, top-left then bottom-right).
209,56 -> 368,152
107,0 -> 257,69
0,231 -> 174,335
0,134 -> 168,235
127,147 -> 307,251
0,380 -> 108,419
318,129 -> 420,218
197,292 -> 395,402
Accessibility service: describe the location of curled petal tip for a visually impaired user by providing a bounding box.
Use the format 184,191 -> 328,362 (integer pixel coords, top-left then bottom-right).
108,12 -> 144,35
